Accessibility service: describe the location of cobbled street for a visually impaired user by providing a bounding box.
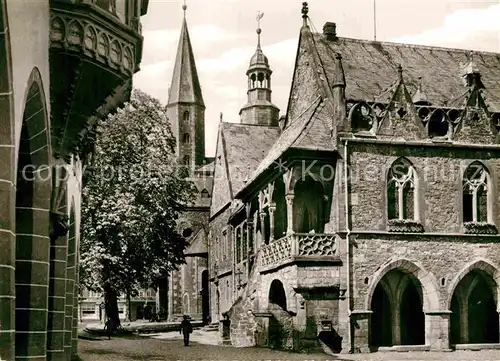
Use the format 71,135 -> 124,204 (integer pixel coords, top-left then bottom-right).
78,337 -> 500,361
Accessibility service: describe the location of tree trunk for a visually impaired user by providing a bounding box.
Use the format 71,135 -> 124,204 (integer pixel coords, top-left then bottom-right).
104,285 -> 121,329
127,290 -> 132,322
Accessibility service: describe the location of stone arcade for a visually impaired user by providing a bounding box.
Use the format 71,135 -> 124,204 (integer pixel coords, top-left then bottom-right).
0,1 -> 148,360
206,3 -> 500,354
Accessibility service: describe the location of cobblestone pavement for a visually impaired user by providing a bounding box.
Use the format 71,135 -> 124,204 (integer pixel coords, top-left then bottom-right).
78,336 -> 500,361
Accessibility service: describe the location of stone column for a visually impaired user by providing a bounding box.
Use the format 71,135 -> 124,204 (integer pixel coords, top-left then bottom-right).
285,194 -> 294,235
259,211 -> 267,246
71,268 -> 79,357
246,220 -> 253,276
268,204 -> 276,242
350,310 -> 372,353
460,299 -> 468,343
47,217 -> 69,361
15,166 -> 52,360
393,303 -> 401,345
425,311 -> 452,351
64,215 -> 76,360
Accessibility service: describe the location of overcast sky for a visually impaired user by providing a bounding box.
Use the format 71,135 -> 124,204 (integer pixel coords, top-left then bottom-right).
133,0 -> 500,157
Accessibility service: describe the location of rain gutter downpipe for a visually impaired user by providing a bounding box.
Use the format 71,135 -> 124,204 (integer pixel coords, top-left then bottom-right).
343,139 -> 353,352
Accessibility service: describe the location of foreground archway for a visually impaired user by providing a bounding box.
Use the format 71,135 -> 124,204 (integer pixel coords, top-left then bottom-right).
450,269 -> 499,345
15,68 -> 52,359
0,0 -> 16,359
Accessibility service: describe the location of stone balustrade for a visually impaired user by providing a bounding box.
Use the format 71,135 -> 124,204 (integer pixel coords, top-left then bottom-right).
260,233 -> 337,269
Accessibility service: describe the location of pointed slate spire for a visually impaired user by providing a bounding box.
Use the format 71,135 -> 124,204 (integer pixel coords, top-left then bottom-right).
167,4 -> 205,107
377,64 -> 425,140
454,60 -> 498,143
333,53 -> 347,134
332,53 -> 346,88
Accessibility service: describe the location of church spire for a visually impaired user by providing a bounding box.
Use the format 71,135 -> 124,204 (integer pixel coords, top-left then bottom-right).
166,2 -> 206,170
167,1 -> 204,107
239,11 -> 279,126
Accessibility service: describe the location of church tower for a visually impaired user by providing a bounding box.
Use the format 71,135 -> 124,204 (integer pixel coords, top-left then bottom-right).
166,3 -> 205,169
239,12 -> 280,126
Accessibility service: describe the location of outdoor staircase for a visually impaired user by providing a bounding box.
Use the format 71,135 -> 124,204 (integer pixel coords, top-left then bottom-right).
201,323 -> 219,332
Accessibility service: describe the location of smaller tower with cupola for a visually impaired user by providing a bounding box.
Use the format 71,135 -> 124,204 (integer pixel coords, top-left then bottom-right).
239,12 -> 280,126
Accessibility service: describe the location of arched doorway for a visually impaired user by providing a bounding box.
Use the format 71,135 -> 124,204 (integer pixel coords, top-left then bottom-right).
293,176 -> 325,233
15,69 -> 51,358
268,279 -> 289,349
201,270 -> 209,325
450,269 -> 499,344
144,305 -> 153,320
136,306 -> 144,320
370,283 -> 392,347
370,269 -> 425,348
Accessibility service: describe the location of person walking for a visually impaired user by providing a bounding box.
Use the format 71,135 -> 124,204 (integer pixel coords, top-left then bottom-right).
104,317 -> 114,340
179,315 -> 193,346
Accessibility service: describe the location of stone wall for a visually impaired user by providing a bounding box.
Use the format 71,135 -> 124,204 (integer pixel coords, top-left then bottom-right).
209,207 -> 233,323
347,143 -> 500,232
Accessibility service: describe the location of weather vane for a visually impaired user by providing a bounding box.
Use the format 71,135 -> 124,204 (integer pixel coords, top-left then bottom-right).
256,10 -> 264,29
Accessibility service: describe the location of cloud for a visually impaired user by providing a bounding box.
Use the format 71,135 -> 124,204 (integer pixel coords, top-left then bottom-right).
392,4 -> 500,52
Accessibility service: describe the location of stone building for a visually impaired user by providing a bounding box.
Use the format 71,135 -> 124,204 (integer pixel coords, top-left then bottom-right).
161,5 -> 213,324
207,2 -> 500,354
0,0 -> 148,360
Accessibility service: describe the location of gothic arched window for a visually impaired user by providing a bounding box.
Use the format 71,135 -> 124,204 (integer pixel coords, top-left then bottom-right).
183,111 -> 190,121
200,189 -> 210,198
183,155 -> 190,165
183,133 -> 191,144
463,162 -> 490,223
387,158 -> 417,220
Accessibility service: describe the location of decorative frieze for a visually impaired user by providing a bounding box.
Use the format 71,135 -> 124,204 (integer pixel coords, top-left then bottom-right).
50,4 -> 139,76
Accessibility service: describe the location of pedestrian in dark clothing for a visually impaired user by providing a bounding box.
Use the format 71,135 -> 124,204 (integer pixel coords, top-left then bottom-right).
104,318 -> 114,340
180,315 -> 193,346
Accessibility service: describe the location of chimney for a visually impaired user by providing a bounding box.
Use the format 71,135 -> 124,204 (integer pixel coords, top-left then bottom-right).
323,22 -> 337,41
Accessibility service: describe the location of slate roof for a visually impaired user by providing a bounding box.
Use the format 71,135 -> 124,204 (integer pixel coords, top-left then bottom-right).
184,227 -> 207,256
167,17 -> 205,107
210,122 -> 280,217
241,97 -> 330,190
311,34 -> 500,111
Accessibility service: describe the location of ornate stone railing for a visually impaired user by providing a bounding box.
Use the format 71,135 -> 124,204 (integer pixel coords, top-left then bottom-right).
260,233 -> 337,269
296,233 -> 336,257
261,235 -> 293,268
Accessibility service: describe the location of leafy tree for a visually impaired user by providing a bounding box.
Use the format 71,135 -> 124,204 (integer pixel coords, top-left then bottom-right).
80,89 -> 196,327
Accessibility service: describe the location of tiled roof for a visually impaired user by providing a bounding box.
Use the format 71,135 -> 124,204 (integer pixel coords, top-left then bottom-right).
210,122 -> 280,217
311,34 -> 500,111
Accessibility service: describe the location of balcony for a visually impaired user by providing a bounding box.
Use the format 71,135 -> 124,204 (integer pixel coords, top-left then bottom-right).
260,233 -> 339,272
49,0 -> 145,160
